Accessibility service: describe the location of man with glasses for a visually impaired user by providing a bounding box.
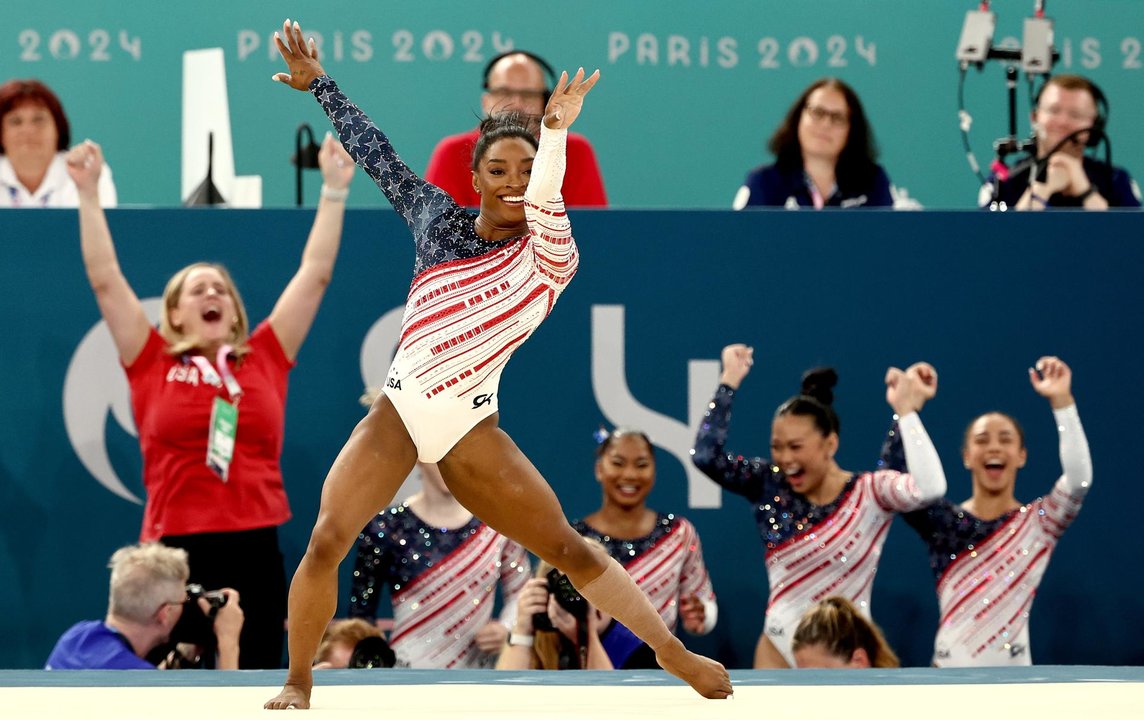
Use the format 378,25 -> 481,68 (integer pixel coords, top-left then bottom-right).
45,543 -> 244,670
425,50 -> 607,207
991,74 -> 1140,210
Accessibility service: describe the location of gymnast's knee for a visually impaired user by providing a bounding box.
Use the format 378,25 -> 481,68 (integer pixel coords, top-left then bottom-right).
304,515 -> 359,568
549,535 -> 609,580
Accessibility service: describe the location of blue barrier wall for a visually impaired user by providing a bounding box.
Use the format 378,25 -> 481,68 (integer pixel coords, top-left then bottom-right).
3,0 -> 1143,208
1,207 -> 1142,669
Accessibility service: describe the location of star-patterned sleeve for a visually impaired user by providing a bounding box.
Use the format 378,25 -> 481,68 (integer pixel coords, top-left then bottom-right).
690,384 -> 775,503
309,75 -> 456,228
877,418 -> 907,473
347,514 -> 394,620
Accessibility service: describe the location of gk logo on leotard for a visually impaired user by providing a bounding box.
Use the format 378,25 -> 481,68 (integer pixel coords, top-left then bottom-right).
386,376 -> 402,390
472,393 -> 494,409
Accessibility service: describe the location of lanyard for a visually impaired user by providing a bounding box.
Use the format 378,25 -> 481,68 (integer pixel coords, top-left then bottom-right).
188,345 -> 243,402
7,185 -> 52,207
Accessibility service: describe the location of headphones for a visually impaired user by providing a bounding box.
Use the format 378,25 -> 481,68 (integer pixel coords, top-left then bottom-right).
1033,76 -> 1109,148
482,50 -> 557,97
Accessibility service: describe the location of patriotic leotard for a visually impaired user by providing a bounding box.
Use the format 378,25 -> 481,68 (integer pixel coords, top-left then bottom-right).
313,76 -> 577,461
691,384 -> 946,665
573,513 -> 718,634
349,503 -> 530,668
881,405 -> 1092,666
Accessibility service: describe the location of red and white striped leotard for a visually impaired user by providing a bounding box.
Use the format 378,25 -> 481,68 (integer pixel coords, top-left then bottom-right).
901,405 -> 1092,666
349,504 -> 530,668
574,513 -> 719,635
692,384 -> 947,665
313,76 -> 577,461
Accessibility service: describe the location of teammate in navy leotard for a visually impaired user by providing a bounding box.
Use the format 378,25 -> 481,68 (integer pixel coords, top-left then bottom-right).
692,344 -> 946,667
880,358 -> 1092,666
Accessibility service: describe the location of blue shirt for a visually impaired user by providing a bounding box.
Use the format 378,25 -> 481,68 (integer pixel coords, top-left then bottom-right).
735,163 -> 894,208
45,620 -> 156,670
988,157 -> 1141,208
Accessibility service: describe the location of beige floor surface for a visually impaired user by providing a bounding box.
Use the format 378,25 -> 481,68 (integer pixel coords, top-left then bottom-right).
4,681 -> 1143,720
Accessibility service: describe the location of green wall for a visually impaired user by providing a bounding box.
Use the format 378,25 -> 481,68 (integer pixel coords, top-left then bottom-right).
4,0 -> 1142,208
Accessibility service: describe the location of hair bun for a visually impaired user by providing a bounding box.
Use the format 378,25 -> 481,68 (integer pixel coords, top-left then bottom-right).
800,367 -> 838,406
477,111 -> 538,137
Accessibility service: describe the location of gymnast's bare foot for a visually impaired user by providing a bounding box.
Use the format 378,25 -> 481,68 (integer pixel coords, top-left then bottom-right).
656,639 -> 734,699
265,682 -> 311,710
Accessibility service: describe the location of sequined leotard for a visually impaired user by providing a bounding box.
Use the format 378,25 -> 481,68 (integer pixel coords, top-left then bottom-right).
881,405 -> 1092,666
349,503 -> 530,668
691,384 -> 947,666
573,513 -> 718,635
312,76 -> 577,462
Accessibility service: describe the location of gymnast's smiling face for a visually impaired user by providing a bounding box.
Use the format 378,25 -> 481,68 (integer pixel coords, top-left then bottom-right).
473,136 -> 535,228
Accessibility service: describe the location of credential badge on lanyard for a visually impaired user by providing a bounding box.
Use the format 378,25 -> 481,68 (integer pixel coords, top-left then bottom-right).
191,345 -> 243,482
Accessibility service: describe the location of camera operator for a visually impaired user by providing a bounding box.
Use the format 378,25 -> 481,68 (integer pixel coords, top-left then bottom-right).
999,74 -> 1141,210
496,556 -> 656,671
312,618 -> 395,669
44,543 -> 244,670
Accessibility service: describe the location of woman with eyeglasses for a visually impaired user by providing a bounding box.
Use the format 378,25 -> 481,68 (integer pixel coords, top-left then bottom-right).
573,427 -> 718,639
732,78 -> 893,209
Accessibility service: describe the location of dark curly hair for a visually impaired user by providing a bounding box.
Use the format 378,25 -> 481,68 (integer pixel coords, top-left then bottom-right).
767,78 -> 879,195
470,112 -> 539,172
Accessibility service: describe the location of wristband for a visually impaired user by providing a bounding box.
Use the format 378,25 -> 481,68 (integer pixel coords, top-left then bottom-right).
1030,193 -> 1048,206
320,184 -> 349,201
508,632 -> 534,647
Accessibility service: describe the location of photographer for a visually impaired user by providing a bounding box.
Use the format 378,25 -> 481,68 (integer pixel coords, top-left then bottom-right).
312,619 -> 394,669
496,555 -> 656,671
45,543 -> 243,670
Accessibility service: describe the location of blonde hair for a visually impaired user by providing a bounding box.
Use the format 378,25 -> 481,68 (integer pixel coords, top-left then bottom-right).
791,596 -> 899,668
315,619 -> 383,664
107,543 -> 189,623
160,262 -> 251,357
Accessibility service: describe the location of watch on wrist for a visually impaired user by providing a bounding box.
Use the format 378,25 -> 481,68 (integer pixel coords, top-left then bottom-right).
509,632 -> 534,647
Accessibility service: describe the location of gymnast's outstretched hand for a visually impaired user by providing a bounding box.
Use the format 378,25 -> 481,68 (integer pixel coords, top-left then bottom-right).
542,67 -> 601,131
272,18 -> 325,91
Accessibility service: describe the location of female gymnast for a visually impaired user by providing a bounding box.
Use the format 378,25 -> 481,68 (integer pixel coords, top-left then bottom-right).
265,19 -> 731,709
691,343 -> 947,668
791,595 -> 899,668
882,358 -> 1092,666
573,427 -> 718,636
348,462 -> 530,669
